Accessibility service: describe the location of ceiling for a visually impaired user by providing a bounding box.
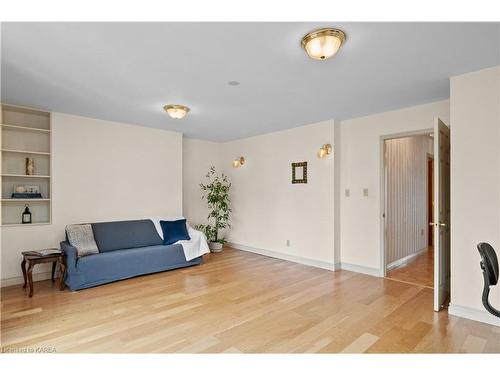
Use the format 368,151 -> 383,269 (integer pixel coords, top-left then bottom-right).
1,22 -> 499,142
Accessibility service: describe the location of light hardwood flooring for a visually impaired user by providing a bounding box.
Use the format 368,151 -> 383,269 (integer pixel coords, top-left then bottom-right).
1,248 -> 499,353
386,247 -> 434,288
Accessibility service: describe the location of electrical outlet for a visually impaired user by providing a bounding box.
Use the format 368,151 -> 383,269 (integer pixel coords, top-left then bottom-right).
363,188 -> 369,197
345,189 -> 350,197
286,240 -> 291,247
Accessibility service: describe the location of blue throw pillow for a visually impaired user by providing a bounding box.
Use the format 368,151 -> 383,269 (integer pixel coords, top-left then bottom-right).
160,219 -> 191,245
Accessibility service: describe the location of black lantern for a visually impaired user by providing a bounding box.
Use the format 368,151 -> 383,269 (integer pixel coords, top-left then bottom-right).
22,205 -> 32,224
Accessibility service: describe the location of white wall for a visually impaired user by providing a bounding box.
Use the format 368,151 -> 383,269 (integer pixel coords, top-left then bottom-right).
223,120 -> 337,268
449,66 -> 500,324
1,112 -> 183,285
385,135 -> 432,266
182,138 -> 223,227
183,120 -> 337,269
340,100 -> 450,275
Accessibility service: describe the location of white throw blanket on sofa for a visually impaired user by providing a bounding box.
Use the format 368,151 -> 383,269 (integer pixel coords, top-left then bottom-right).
148,217 -> 210,261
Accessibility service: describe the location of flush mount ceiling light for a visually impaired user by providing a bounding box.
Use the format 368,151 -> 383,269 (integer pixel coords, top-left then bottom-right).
163,104 -> 190,119
301,28 -> 346,60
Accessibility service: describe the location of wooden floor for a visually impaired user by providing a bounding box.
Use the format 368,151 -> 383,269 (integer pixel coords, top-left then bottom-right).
1,248 -> 499,353
386,247 -> 434,288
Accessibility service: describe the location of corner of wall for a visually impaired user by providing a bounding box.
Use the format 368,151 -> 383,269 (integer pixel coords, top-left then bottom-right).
333,120 -> 342,266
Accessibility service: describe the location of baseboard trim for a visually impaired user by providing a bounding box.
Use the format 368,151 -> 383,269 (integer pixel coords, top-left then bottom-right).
448,303 -> 500,327
1,271 -> 52,288
386,247 -> 428,271
227,242 -> 336,271
340,262 -> 382,277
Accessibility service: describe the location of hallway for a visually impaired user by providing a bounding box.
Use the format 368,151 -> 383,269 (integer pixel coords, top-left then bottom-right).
386,247 -> 434,288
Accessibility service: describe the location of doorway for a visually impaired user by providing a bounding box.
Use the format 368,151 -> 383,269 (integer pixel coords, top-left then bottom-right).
383,133 -> 435,289
380,119 -> 451,311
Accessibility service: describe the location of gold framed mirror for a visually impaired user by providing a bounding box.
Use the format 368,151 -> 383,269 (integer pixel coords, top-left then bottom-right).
292,162 -> 308,184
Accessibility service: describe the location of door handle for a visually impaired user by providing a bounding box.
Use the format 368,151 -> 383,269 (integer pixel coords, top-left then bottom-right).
429,222 -> 447,227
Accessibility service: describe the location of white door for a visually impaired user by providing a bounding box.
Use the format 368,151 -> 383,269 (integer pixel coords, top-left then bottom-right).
433,117 -> 451,311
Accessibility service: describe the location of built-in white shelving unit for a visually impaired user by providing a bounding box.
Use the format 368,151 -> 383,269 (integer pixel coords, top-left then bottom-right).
1,104 -> 52,226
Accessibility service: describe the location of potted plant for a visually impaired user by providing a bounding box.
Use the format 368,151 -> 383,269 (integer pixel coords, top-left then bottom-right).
196,166 -> 231,252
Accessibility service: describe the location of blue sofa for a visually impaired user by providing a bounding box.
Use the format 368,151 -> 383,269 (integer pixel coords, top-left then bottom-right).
60,219 -> 203,291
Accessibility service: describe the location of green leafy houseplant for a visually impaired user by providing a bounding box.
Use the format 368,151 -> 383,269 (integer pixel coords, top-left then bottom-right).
196,166 -> 231,250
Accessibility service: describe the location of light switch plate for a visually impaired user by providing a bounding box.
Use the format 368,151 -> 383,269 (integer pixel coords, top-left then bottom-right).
345,189 -> 350,197
363,188 -> 369,197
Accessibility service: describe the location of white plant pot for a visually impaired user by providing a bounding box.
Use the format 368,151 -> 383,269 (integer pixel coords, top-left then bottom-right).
209,242 -> 223,253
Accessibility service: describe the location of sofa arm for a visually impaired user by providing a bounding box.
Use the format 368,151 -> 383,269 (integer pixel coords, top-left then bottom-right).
60,241 -> 77,271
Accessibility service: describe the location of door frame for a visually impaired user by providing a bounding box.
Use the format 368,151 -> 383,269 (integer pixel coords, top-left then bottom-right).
379,128 -> 434,277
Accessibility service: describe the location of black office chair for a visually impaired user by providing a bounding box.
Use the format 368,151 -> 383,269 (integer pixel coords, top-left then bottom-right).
477,242 -> 500,318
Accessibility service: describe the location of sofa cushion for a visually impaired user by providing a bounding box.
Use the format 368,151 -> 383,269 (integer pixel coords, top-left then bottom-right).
66,224 -> 99,257
91,219 -> 162,252
160,219 -> 191,245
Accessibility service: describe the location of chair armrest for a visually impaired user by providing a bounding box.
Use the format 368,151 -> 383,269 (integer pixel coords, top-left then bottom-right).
60,241 -> 77,271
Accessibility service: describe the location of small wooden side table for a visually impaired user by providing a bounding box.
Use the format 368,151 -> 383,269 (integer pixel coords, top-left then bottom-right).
21,250 -> 65,297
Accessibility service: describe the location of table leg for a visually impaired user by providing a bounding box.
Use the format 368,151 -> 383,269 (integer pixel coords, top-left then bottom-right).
21,259 -> 27,289
58,261 -> 66,291
51,261 -> 56,282
27,262 -> 34,298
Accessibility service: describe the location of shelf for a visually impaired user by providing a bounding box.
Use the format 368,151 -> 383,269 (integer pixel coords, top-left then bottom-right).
1,103 -> 52,226
2,222 -> 51,227
1,174 -> 51,179
1,149 -> 50,156
1,124 -> 51,133
2,198 -> 51,202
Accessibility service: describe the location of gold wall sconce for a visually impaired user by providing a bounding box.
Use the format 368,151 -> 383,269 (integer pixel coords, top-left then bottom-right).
317,144 -> 332,159
232,156 -> 245,168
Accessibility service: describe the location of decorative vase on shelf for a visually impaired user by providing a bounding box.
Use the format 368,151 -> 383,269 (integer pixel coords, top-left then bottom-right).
26,158 -> 35,176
